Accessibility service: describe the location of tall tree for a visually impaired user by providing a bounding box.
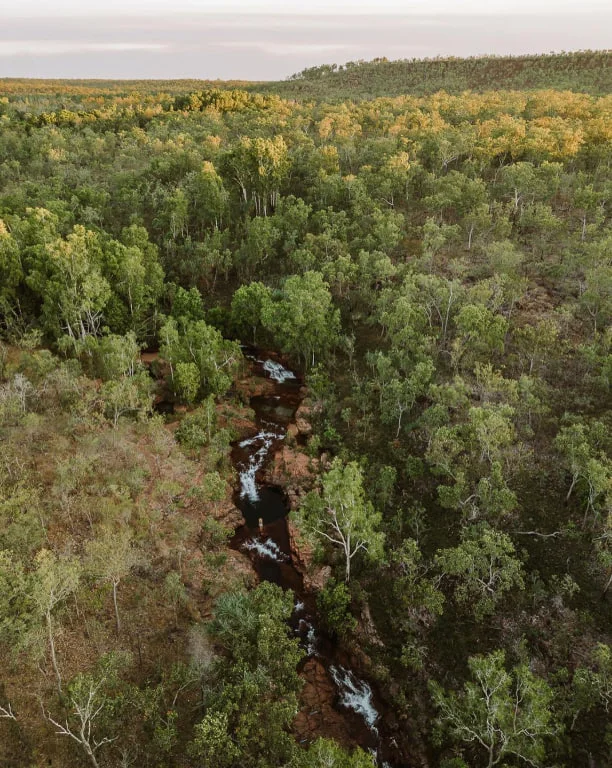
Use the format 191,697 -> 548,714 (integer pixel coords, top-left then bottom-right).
430,650 -> 559,768
300,459 -> 384,583
435,524 -> 524,620
85,528 -> 142,634
31,549 -> 81,693
27,226 -> 111,343
262,271 -> 341,366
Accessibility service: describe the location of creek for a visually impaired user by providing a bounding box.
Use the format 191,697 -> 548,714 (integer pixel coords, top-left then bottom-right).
230,352 -> 403,767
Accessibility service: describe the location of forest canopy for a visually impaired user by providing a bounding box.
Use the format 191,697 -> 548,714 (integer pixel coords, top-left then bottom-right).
0,51 -> 610,768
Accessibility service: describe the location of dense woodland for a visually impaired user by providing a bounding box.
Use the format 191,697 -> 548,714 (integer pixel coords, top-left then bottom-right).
0,53 -> 611,768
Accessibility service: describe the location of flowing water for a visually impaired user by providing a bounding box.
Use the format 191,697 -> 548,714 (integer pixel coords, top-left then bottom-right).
231,353 -> 404,767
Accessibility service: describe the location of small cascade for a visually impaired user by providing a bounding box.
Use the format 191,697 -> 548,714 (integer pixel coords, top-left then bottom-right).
296,617 -> 318,656
243,536 -> 288,562
238,430 -> 284,502
262,359 -> 297,383
330,665 -> 380,733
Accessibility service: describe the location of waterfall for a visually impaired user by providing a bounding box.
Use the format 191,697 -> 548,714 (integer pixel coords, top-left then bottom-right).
238,430 -> 284,502
330,665 -> 380,733
262,359 -> 297,383
243,536 -> 288,562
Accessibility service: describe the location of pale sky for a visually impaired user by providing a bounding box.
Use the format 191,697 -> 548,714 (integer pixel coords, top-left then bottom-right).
4,0 -> 611,15
1,1 -> 610,80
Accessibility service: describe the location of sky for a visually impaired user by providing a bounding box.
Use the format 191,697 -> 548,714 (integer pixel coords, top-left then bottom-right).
1,1 -> 610,80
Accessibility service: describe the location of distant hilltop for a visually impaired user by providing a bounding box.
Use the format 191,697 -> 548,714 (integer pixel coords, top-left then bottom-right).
264,50 -> 612,100
2,50 -> 610,103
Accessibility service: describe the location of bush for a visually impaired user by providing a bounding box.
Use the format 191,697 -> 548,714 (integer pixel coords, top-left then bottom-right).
175,398 -> 217,450
316,579 -> 357,638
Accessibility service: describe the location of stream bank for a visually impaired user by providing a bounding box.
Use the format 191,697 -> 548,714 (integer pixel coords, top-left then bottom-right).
230,351 -> 407,767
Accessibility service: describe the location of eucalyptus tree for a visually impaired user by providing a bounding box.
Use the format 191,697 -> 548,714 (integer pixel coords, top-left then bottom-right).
292,738 -> 376,767
159,316 -> 242,399
85,528 -> 143,634
31,549 -> 81,693
430,649 -> 559,768
435,525 -> 524,620
41,651 -> 132,768
27,226 -> 111,343
262,271 -> 341,366
555,420 -> 611,527
190,583 -> 304,767
299,459 -> 384,583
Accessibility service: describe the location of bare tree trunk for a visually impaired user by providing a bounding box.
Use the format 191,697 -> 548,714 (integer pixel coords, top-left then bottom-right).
112,580 -> 121,635
566,474 -> 577,502
602,570 -> 612,598
345,535 -> 351,583
46,611 -> 62,694
83,742 -> 100,768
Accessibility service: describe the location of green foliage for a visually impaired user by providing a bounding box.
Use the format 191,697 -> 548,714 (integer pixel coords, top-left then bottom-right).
175,361 -> 201,404
299,458 -> 384,583
192,583 -> 304,767
164,571 -> 188,627
230,281 -> 273,344
573,643 -> 612,717
316,579 -> 357,638
81,332 -> 142,381
262,271 -> 341,366
278,52 -> 612,99
1,59 -> 612,767
159,316 -> 242,399
291,738 -> 376,767
555,420 -> 612,526
435,524 -> 525,620
175,396 -> 218,450
190,710 -> 240,768
0,550 -> 35,649
430,649 -> 560,767
99,370 -> 153,428
43,650 -> 133,767
392,538 -> 445,629
25,225 -> 108,342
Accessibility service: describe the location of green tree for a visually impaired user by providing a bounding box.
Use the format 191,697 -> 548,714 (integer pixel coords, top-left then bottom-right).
191,583 -> 304,767
555,421 -> 612,526
101,228 -> 164,336
41,651 -> 131,768
0,220 -> 23,320
164,570 -> 188,629
430,649 -> 559,768
435,524 -> 524,620
85,528 -> 142,634
190,710 -> 239,768
300,459 -> 384,583
391,538 -> 444,638
453,304 -> 508,368
222,135 -> 289,216
316,579 -> 357,638
230,281 -> 273,344
175,361 -> 201,404
184,161 -> 229,234
292,738 -> 376,767
175,396 -> 218,450
0,550 -> 35,650
27,226 -> 111,343
99,370 -> 153,429
572,643 -> 612,721
83,332 -> 141,381
262,271 -> 341,366
31,549 -> 81,693
159,316 -> 242,398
